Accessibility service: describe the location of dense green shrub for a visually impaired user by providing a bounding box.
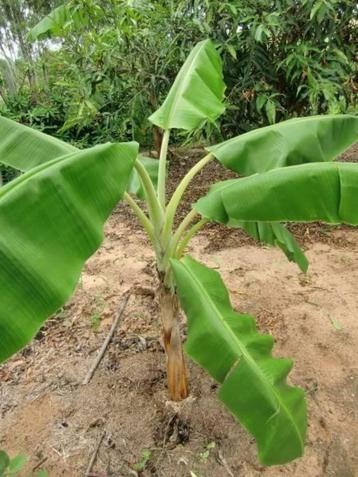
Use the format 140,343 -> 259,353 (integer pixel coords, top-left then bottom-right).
0,0 -> 357,147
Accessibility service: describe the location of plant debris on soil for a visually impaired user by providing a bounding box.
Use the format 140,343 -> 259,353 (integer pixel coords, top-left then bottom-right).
1,145 -> 358,477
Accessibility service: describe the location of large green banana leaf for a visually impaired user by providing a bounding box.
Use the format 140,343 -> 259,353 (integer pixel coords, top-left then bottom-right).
0,115 -> 76,171
195,162 -> 358,225
171,256 -> 306,465
193,177 -> 308,270
238,222 -> 308,272
149,39 -> 226,131
207,114 -> 358,176
0,142 -> 137,363
0,116 -> 154,198
205,114 -> 358,267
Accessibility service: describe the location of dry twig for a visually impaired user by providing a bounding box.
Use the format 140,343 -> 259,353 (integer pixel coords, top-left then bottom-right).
85,430 -> 106,477
32,457 -> 48,472
82,293 -> 130,385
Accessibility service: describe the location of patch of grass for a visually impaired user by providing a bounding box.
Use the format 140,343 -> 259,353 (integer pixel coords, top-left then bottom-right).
132,449 -> 151,472
89,293 -> 105,332
90,313 -> 101,332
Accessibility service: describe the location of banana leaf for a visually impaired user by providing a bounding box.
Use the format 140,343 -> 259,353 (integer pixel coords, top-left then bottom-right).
196,162 -> 358,226
0,115 -> 76,171
0,116 -> 153,199
149,39 -> 226,131
0,142 -> 137,363
207,114 -> 358,175
27,3 -> 79,41
171,256 -> 306,465
237,221 -> 308,272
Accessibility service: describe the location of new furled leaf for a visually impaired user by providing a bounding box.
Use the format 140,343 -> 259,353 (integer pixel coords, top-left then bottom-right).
196,162 -> 358,225
171,256 -> 306,465
207,115 -> 358,175
149,40 -> 226,131
0,142 -> 137,363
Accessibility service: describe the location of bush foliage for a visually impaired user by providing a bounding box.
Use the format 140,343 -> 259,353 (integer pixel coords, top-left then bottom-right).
0,0 -> 357,152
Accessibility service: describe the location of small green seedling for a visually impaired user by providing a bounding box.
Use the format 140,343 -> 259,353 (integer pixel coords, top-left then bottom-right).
0,38 -> 357,466
0,451 -> 27,477
89,313 -> 101,332
132,449 -> 152,472
199,442 -> 216,463
0,450 -> 47,477
89,294 -> 105,332
329,316 -> 343,331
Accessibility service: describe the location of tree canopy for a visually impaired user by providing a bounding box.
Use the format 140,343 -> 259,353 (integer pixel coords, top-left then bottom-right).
0,0 -> 357,152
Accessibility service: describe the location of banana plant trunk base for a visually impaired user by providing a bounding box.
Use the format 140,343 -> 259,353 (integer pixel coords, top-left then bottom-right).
159,284 -> 188,401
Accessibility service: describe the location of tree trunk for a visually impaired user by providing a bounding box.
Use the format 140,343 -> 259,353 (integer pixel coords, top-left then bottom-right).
159,284 -> 188,401
0,46 -> 17,96
153,126 -> 163,157
6,1 -> 37,95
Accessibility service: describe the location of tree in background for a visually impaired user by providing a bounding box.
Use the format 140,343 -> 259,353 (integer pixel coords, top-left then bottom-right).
0,1 -> 63,98
0,0 -> 357,150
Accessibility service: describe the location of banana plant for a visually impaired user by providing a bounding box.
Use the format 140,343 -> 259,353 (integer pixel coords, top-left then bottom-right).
1,39 -> 358,466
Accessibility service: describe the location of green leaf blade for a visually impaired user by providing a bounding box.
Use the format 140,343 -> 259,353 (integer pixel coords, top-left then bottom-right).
149,40 -> 226,131
0,450 -> 10,474
171,256 -> 306,465
195,162 -> 358,226
8,455 -> 27,473
0,142 -> 137,363
28,4 -> 74,41
237,222 -> 308,272
220,361 -> 306,465
0,116 -> 77,172
207,115 -> 358,175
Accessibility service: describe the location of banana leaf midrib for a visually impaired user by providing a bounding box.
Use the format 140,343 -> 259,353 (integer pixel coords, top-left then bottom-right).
182,264 -> 304,452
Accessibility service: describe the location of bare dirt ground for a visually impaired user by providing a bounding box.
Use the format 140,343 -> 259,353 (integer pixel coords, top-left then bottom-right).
1,146 -> 358,477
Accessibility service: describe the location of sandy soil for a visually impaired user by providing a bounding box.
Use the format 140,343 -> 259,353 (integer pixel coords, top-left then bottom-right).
1,216 -> 357,477
1,146 -> 358,477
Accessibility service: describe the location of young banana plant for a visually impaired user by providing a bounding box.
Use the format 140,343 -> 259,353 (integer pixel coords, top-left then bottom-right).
0,40 -> 358,466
